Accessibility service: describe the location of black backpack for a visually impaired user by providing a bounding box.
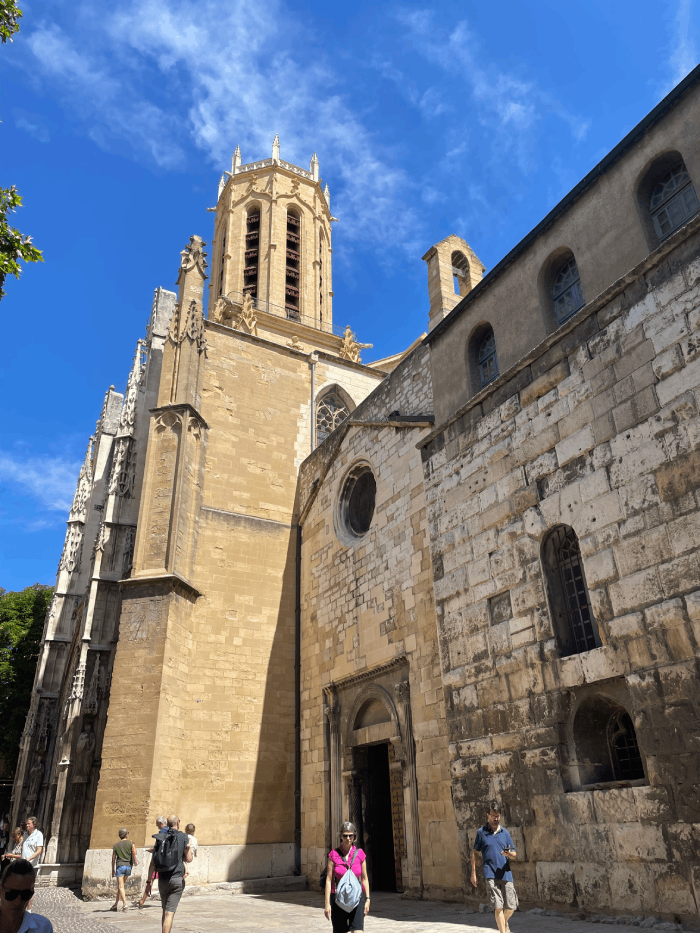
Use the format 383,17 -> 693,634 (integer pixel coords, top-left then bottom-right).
153,829 -> 181,873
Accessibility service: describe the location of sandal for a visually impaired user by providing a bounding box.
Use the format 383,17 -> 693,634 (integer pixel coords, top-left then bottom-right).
109,906 -> 118,912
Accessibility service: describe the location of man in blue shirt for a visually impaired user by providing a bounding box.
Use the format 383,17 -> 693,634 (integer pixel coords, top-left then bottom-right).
471,802 -> 518,933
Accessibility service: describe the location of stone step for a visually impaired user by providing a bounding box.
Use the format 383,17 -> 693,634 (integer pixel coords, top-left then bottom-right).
182,875 -> 308,897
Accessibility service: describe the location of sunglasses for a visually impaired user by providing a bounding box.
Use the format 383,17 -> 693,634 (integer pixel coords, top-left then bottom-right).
3,889 -> 34,902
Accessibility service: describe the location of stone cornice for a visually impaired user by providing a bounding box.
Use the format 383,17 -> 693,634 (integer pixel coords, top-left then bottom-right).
149,403 -> 209,430
325,655 -> 409,692
119,572 -> 203,601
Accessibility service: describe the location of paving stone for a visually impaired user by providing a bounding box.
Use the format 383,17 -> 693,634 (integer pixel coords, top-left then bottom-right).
32,889 -> 678,933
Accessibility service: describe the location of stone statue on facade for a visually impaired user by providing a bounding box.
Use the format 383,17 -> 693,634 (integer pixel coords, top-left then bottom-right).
27,757 -> 44,801
72,722 -> 96,783
339,326 -> 372,364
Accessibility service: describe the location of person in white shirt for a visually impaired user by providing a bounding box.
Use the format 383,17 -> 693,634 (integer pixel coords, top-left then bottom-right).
0,858 -> 53,933
183,825 -> 197,880
20,822 -> 42,868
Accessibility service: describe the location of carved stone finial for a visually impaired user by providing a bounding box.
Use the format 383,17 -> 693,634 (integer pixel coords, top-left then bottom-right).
232,145 -> 242,175
324,184 -> 331,209
178,235 -> 208,279
235,293 -> 258,336
69,437 -> 94,522
310,152 -> 319,182
272,134 -> 280,161
212,295 -> 235,325
338,326 -> 373,364
117,339 -> 145,437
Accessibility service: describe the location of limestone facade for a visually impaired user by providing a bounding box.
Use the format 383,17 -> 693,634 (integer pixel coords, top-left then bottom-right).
12,67 -> 700,925
12,145 -> 385,897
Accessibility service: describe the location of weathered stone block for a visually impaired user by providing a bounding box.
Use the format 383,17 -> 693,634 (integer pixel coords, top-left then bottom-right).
555,425 -> 596,467
535,861 -> 575,904
609,568 -> 663,615
583,548 -> 617,587
607,611 -> 644,640
612,822 -> 668,861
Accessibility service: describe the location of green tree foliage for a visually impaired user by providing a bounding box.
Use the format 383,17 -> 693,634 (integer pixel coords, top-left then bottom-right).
0,0 -> 22,43
0,0 -> 43,299
0,585 -> 53,778
0,187 -> 43,298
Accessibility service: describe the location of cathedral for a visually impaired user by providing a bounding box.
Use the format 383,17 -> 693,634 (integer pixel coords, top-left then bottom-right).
12,66 -> 700,924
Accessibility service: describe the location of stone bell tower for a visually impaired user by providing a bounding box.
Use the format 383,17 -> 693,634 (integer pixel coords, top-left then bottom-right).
209,136 -> 334,333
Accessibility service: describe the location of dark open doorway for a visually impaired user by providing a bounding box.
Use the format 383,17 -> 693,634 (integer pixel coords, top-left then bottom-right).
363,744 -> 397,892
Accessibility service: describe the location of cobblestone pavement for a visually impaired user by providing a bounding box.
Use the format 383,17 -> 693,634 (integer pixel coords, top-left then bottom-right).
31,888 -> 692,933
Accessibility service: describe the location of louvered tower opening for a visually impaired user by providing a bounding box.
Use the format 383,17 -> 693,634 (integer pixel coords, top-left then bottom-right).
244,206 -> 260,300
286,209 -> 301,321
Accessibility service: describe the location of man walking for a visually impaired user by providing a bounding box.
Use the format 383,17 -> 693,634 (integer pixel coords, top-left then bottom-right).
139,816 -> 167,908
471,802 -> 518,933
21,818 -> 43,867
146,815 -> 191,933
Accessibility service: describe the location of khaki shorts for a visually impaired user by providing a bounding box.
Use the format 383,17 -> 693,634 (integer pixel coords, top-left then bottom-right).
158,875 -> 184,913
486,878 -> 518,911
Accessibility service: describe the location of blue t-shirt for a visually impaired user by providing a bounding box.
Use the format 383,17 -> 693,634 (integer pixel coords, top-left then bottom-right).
473,825 -> 514,881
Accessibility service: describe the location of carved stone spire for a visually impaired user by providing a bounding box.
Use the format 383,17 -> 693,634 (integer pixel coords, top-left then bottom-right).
117,340 -> 145,438
310,152 -> 319,182
232,145 -> 241,174
272,134 -> 280,161
324,184 -> 331,209
68,437 -> 94,522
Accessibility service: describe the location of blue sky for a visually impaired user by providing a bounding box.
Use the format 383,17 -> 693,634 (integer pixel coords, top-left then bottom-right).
1,0 -> 699,591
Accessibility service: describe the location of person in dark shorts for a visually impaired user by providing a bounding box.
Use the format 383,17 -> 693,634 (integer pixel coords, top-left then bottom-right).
324,821 -> 370,932
111,828 -> 137,911
138,817 -> 167,908
149,815 -> 191,933
471,802 -> 518,933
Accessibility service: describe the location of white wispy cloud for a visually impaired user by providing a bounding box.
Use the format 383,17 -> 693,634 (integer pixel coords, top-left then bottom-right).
0,452 -> 82,515
669,0 -> 697,86
396,11 -> 590,174
17,0 -> 421,262
15,115 -> 50,143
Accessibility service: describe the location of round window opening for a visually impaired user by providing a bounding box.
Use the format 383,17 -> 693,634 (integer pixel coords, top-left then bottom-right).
341,466 -> 376,539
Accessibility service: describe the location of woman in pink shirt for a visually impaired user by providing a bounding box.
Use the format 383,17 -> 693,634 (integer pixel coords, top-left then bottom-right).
324,821 -> 370,931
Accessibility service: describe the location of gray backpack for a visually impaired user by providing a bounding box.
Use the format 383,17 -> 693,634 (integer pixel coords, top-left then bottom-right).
334,846 -> 362,913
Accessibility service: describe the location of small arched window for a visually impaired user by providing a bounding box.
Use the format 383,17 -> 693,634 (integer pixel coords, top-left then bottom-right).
476,327 -> 498,388
543,525 -> 601,656
572,696 -> 645,786
649,160 -> 699,241
316,390 -> 350,444
552,257 -> 585,324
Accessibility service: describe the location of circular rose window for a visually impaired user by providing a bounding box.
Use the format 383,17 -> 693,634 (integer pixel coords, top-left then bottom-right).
337,464 -> 376,543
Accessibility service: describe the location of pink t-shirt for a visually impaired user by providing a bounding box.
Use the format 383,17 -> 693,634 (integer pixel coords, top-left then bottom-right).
329,846 -> 366,893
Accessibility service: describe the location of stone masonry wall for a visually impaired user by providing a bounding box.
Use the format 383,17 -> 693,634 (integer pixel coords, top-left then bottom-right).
298,343 -> 463,899
420,224 -> 700,922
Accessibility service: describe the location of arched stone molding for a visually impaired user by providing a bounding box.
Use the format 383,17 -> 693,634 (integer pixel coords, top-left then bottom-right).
323,659 -> 423,896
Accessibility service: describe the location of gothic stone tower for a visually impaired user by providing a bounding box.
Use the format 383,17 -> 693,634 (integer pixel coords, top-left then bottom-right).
11,138 -> 387,893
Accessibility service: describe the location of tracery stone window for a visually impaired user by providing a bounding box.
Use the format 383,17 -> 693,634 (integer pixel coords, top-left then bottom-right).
476,326 -> 498,388
243,206 -> 260,300
649,161 -> 699,241
542,525 -> 601,656
316,390 -> 350,444
551,257 -> 585,324
572,695 -> 645,787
